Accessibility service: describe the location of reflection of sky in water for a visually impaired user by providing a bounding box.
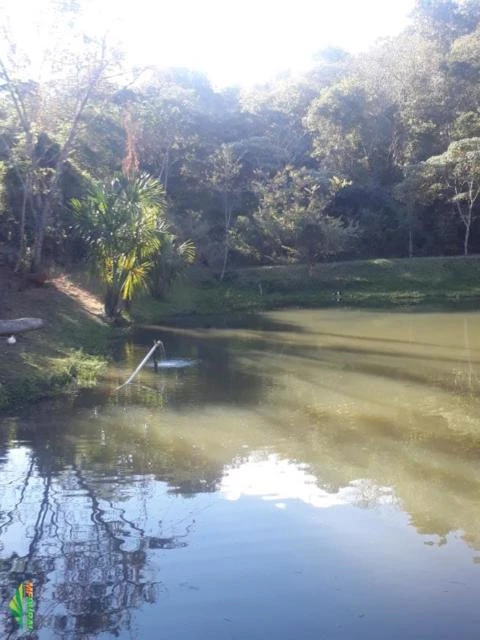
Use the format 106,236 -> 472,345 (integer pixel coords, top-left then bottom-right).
220,453 -> 397,509
2,442 -> 480,639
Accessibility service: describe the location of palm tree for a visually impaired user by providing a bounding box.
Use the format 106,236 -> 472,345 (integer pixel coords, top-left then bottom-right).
73,172 -> 167,319
149,233 -> 196,300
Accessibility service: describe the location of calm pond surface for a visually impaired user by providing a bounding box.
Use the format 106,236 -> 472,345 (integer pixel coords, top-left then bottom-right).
2,308 -> 480,639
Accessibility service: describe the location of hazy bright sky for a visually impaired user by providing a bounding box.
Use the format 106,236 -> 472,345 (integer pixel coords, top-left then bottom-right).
112,0 -> 417,87
2,0 -> 416,88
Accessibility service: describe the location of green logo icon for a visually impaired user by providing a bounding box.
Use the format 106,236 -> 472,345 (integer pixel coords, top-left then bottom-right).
8,581 -> 34,630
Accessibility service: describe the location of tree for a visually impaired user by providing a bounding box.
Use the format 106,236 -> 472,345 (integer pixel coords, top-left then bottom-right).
231,167 -> 356,269
208,143 -> 243,279
427,138 -> 480,255
304,77 -> 397,183
0,1 -> 116,271
136,75 -> 201,196
148,234 -> 195,299
393,163 -> 438,257
295,211 -> 357,272
356,33 -> 449,166
73,173 -> 166,318
412,0 -> 480,47
240,76 -> 317,169
448,24 -> 480,81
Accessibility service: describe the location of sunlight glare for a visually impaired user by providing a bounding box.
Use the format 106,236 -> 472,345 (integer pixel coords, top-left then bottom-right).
1,0 -> 415,87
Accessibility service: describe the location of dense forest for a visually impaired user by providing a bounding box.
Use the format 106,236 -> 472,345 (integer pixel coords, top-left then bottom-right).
1,0 -> 480,317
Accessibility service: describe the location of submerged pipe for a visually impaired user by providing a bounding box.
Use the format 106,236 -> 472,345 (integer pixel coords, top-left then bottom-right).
115,340 -> 164,391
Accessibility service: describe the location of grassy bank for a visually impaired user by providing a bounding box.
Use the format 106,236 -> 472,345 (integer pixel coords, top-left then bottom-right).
133,255 -> 480,323
0,271 -> 110,411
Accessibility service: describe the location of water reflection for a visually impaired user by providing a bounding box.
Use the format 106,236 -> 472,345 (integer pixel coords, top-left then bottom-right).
220,453 -> 396,510
0,441 -> 194,638
2,309 -> 480,638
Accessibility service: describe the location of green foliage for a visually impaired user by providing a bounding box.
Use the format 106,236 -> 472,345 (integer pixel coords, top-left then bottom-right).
426,137 -> 480,254
449,25 -> 480,79
0,350 -> 107,411
3,0 -> 480,275
231,167 -> 356,267
72,172 -> 166,318
295,214 -> 357,270
149,234 -> 196,299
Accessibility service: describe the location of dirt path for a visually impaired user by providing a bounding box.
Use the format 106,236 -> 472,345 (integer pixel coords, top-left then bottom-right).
51,274 -> 104,317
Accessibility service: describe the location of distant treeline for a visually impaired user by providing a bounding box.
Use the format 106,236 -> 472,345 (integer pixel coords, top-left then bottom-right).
1,0 -> 480,278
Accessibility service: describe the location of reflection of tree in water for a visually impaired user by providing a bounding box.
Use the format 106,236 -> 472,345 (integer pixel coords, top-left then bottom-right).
254,370 -> 480,555
0,419 -> 198,638
347,479 -> 395,510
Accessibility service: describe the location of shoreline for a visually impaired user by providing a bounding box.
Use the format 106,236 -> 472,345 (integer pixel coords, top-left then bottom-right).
2,255 -> 480,412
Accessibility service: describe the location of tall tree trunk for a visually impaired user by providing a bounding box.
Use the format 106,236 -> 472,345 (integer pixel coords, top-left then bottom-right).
220,235 -> 229,281
220,192 -> 231,281
463,203 -> 473,256
464,220 -> 471,256
454,200 -> 472,257
14,172 -> 30,272
32,196 -> 52,272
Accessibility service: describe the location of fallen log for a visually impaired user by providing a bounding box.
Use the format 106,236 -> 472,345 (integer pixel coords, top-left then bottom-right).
0,318 -> 44,336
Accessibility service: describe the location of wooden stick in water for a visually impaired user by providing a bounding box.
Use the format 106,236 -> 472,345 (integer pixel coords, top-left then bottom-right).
115,340 -> 163,391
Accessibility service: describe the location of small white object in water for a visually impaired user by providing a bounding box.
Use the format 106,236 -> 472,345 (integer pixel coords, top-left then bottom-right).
335,290 -> 342,302
7,335 -> 16,344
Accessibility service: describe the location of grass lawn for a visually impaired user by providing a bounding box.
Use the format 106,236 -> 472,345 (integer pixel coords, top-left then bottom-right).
133,255 -> 480,323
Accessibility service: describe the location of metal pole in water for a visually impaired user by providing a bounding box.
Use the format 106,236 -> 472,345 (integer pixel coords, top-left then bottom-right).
115,340 -> 164,391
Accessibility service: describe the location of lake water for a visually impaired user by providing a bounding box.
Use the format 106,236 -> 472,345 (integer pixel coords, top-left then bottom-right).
2,308 -> 480,639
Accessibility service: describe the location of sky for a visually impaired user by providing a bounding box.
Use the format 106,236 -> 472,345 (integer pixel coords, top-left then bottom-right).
1,0 -> 416,88
108,0 -> 417,87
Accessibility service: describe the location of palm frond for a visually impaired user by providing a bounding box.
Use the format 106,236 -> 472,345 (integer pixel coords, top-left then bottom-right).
120,257 -> 152,301
177,239 -> 196,264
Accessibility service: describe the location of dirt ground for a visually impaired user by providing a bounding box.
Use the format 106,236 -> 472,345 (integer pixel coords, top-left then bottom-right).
0,267 -> 109,410
0,268 -> 103,320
